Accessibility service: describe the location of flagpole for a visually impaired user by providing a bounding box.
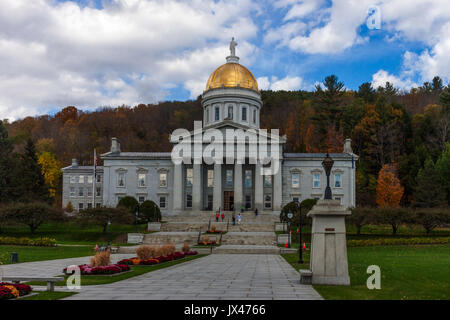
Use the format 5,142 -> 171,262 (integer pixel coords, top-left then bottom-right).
93,149 -> 96,208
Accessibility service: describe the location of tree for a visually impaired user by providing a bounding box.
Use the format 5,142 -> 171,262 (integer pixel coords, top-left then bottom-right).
77,207 -> 134,233
376,164 -> 404,208
37,151 -> 62,199
375,207 -> 408,235
279,199 -> 316,228
15,139 -> 51,204
1,202 -> 64,233
435,143 -> 450,204
65,201 -> 74,213
0,120 -> 15,203
117,196 -> 139,215
413,158 -> 447,207
348,207 -> 375,235
414,208 -> 449,234
357,82 -> 376,103
139,200 -> 161,223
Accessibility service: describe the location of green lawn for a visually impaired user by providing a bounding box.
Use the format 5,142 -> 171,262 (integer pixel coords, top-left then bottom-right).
20,291 -> 78,300
27,254 -> 207,286
282,244 -> 450,300
0,222 -> 149,245
0,245 -> 95,265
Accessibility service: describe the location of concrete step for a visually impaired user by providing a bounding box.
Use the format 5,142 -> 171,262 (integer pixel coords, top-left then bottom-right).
161,221 -> 275,232
143,231 -> 200,245
165,213 -> 279,223
213,245 -> 280,254
221,231 -> 276,246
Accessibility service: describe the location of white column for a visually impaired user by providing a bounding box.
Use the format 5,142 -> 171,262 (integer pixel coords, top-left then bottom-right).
173,163 -> 183,211
213,163 -> 222,211
193,163 -> 202,211
273,160 -> 282,211
234,162 -> 243,211
255,163 -> 263,211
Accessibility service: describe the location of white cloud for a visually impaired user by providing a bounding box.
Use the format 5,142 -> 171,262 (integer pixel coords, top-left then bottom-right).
0,0 -> 260,120
257,76 -> 304,91
371,70 -> 418,91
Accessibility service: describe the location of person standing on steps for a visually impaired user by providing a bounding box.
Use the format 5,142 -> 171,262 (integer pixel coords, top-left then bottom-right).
254,208 -> 258,217
221,212 -> 225,222
232,212 -> 236,226
237,213 -> 242,225
216,211 -> 219,222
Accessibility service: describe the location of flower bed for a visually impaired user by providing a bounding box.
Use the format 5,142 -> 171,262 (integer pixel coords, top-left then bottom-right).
118,251 -> 198,266
0,236 -> 56,246
347,237 -> 450,247
197,241 -> 217,246
0,282 -> 32,300
63,263 -> 130,275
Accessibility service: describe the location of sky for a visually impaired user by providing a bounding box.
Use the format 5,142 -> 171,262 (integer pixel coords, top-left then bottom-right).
0,0 -> 449,120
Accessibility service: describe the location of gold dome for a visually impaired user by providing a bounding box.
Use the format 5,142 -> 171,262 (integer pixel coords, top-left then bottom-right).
205,63 -> 259,92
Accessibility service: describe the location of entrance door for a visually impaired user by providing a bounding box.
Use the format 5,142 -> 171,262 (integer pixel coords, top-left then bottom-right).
223,191 -> 234,211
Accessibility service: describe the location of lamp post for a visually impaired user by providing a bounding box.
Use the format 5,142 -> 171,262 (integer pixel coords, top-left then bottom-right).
322,153 -> 334,200
107,219 -> 111,247
135,209 -> 139,233
297,200 -> 304,264
287,211 -> 293,248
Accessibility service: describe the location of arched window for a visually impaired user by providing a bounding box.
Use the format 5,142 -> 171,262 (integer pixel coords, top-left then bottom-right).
228,105 -> 233,119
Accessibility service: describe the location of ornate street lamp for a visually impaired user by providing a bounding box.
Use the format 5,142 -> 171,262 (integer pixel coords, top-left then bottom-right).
322,152 -> 334,200
297,200 -> 304,264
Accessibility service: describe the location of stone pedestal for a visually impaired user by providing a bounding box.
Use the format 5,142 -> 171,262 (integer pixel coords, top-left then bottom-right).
306,199 -> 351,285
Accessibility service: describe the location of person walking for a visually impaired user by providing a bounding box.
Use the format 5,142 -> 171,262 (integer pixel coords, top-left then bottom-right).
254,208 -> 258,217
221,212 -> 225,221
216,211 -> 219,222
232,212 -> 236,226
237,213 -> 242,225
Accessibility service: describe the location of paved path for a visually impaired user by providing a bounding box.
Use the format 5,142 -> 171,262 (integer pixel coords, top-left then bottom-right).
63,254 -> 322,300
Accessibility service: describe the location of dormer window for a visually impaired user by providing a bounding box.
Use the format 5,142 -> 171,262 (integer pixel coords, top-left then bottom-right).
228,106 -> 233,119
242,107 -> 247,121
215,106 -> 220,121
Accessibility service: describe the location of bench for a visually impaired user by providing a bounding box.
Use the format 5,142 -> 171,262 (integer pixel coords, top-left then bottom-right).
299,269 -> 312,285
2,276 -> 64,292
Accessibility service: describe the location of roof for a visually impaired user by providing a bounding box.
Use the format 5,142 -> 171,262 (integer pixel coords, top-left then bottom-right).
62,166 -> 104,171
283,153 -> 358,160
101,152 -> 172,159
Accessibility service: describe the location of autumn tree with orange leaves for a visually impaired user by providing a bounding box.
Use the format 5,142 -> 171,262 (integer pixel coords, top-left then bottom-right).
376,164 -> 404,207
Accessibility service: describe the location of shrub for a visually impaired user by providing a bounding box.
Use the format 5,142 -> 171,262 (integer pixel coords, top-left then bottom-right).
280,199 -> 316,228
65,201 -> 74,213
0,283 -> 31,296
77,206 -> 134,233
347,237 -> 450,247
348,207 -> 376,235
0,236 -> 56,246
414,208 -> 450,234
117,196 -> 140,215
136,245 -> 155,260
211,225 -> 216,232
140,200 -> 161,223
182,242 -> 190,253
90,250 -> 111,267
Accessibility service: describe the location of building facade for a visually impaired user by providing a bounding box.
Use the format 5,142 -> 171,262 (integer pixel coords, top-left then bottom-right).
62,48 -> 358,215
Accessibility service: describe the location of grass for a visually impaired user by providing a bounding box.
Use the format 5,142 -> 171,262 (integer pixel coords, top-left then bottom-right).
282,244 -> 450,300
0,245 -> 95,265
20,291 -> 78,300
0,222 -> 150,245
27,254 -> 207,286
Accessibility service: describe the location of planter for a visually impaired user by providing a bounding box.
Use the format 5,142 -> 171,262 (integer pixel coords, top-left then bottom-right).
127,233 -> 144,244
148,222 -> 161,232
277,234 -> 291,245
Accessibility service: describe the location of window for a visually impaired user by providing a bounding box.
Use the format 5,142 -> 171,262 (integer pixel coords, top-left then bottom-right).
253,109 -> 256,124
245,170 -> 252,188
264,194 -> 272,209
78,187 -> 84,197
87,187 -> 92,197
242,107 -> 247,121
160,196 -> 166,208
79,175 -> 84,184
292,173 -> 300,188
160,172 -> 167,187
264,175 -> 272,187
228,105 -> 233,119
215,106 -> 220,121
293,197 -> 299,203
78,203 -> 84,210
335,196 -> 342,204
226,170 -> 233,187
207,195 -> 213,210
313,173 -> 321,188
334,173 -> 342,188
186,169 -> 193,187
117,172 -> 125,187
138,196 -> 146,204
206,108 -> 209,123
96,175 -> 101,183
70,176 -> 76,184
87,203 -> 92,209
207,170 -> 214,188
245,195 -> 252,209
96,187 -> 101,197
70,187 -> 75,197
87,175 -> 93,184
186,194 -> 192,208
96,203 -> 101,208
138,173 -> 146,187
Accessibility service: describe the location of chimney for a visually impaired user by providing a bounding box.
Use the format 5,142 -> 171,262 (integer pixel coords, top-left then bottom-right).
111,137 -> 121,154
343,138 -> 352,154
71,158 -> 78,167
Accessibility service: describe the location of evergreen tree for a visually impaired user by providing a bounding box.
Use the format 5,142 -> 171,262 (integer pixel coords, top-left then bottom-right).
16,139 -> 51,204
357,82 -> 376,103
435,143 -> 450,204
0,120 -> 14,203
413,158 -> 447,207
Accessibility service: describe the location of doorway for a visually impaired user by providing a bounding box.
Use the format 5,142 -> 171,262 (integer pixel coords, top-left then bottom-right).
223,191 -> 234,211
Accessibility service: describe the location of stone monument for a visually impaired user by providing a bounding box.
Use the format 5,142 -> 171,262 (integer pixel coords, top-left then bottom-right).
301,153 -> 351,285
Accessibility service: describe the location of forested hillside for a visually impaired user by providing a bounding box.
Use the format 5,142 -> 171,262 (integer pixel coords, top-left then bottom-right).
2,75 -> 449,208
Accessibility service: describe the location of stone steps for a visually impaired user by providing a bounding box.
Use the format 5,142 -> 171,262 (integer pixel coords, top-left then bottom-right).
161,221 -> 275,232
213,245 -> 280,254
165,213 -> 279,223
143,232 -> 199,245
221,231 -> 276,246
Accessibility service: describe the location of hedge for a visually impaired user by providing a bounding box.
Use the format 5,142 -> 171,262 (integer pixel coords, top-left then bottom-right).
0,236 -> 57,246
347,237 -> 450,247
